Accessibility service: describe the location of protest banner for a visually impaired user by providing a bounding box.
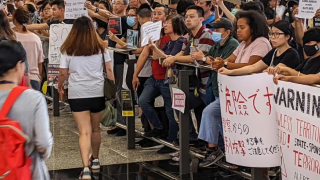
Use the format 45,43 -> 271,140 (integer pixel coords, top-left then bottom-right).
48,24 -> 72,86
172,87 -> 186,113
314,17 -> 320,27
218,73 -> 281,167
140,21 -> 162,47
65,0 -> 88,19
274,81 -> 320,180
108,17 -> 122,35
298,0 -> 320,19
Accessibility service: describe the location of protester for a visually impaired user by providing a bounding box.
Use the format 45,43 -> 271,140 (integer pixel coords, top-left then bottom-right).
189,17 -> 239,167
58,16 -> 114,179
168,0 -> 179,15
196,0 -> 215,26
219,20 -> 300,76
176,0 -> 195,16
264,0 -> 281,25
271,27 -> 320,81
13,8 -> 44,90
14,0 -> 24,8
0,40 -> 52,180
133,14 -> 186,154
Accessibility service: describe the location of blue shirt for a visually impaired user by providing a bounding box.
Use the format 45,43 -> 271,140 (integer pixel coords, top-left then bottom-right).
202,13 -> 215,28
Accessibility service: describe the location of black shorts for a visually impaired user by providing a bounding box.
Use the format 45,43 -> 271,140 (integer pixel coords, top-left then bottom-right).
68,97 -> 105,113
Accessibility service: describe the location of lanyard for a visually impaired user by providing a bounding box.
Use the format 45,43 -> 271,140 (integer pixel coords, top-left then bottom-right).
0,81 -> 15,85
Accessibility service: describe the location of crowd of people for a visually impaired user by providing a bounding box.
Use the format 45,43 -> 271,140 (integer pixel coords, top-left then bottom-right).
0,0 -> 320,179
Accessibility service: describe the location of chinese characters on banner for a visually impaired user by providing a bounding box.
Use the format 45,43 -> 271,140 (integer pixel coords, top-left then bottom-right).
48,24 -> 72,86
274,81 -> 320,180
172,87 -> 186,113
218,73 -> 281,167
65,0 -> 88,19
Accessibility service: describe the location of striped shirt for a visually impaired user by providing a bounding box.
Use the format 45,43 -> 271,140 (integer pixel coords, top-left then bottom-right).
182,26 -> 214,95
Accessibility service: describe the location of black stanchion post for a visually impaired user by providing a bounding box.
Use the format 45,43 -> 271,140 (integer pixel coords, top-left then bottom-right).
178,70 -> 192,179
53,87 -> 60,117
121,90 -> 135,150
251,168 -> 265,180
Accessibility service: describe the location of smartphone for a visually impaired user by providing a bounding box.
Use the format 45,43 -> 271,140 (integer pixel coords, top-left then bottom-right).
159,58 -> 165,65
190,46 -> 197,53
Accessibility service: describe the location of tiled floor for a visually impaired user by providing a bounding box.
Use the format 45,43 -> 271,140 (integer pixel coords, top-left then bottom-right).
47,111 -> 251,180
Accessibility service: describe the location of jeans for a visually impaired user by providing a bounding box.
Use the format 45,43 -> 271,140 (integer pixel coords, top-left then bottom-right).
31,80 -> 40,91
139,76 -> 178,142
198,97 -> 223,145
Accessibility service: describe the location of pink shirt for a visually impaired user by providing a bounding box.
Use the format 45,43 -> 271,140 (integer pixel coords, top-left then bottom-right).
233,37 -> 272,63
16,32 -> 44,82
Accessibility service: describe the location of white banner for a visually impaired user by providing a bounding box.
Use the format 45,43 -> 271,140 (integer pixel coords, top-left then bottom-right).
140,21 -> 162,47
218,73 -> 281,167
49,24 -> 72,64
274,81 -> 320,180
65,0 -> 88,19
172,87 -> 186,113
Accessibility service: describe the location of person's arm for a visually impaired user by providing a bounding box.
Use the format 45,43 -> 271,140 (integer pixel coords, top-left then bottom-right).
26,23 -> 49,31
38,63 -> 43,80
85,1 -> 117,18
88,9 -> 109,23
292,8 -> 304,46
276,73 -> 320,85
25,73 -> 31,88
219,60 -> 268,75
226,55 -> 262,69
132,46 -> 151,90
58,68 -> 68,93
105,61 -> 115,81
132,47 -> 144,54
34,94 -> 53,159
215,5 -> 220,19
217,0 -> 236,23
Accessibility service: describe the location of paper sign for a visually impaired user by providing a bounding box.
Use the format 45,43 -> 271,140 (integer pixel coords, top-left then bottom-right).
274,81 -> 320,180
48,24 -> 72,86
172,87 -> 186,113
298,0 -> 320,19
126,29 -> 139,48
65,0 -> 88,19
218,73 -> 280,167
121,90 -> 134,117
314,17 -> 320,27
108,17 -> 122,35
141,21 -> 162,47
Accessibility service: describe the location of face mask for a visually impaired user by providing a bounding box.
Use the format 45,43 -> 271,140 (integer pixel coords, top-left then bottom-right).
127,17 -> 137,27
304,44 -> 319,57
212,32 -> 225,43
93,22 -> 98,29
231,9 -> 238,15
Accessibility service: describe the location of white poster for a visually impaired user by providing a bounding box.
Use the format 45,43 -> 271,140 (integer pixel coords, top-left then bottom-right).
140,21 -> 162,47
218,73 -> 281,167
172,87 -> 186,113
49,24 -> 72,64
274,81 -> 320,180
65,0 -> 88,19
298,0 -> 320,19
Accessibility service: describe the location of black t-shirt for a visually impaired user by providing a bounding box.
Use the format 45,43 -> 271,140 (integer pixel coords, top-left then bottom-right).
107,17 -> 129,65
295,55 -> 320,74
262,48 -> 300,68
265,7 -> 276,20
47,19 -> 75,27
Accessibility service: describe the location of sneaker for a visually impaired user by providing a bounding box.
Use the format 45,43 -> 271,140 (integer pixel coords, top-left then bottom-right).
89,156 -> 100,172
169,151 -> 180,158
157,146 -> 176,154
172,155 -> 180,162
79,167 -> 91,179
60,105 -> 71,113
144,128 -> 162,138
115,129 -> 126,136
107,127 -> 120,134
47,103 -> 53,110
140,141 -> 164,150
199,148 -> 224,168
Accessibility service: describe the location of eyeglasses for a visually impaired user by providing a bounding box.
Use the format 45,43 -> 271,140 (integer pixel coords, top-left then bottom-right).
163,22 -> 172,25
113,2 -> 124,6
268,32 -> 285,38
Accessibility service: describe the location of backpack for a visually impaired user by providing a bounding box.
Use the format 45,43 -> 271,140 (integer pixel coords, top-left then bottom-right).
0,87 -> 32,180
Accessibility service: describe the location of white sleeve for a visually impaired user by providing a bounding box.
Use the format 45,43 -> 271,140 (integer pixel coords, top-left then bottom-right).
103,50 -> 111,62
59,54 -> 69,68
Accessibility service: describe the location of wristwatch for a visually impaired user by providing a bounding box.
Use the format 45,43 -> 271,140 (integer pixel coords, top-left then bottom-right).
224,62 -> 228,68
202,57 -> 206,62
95,7 -> 100,13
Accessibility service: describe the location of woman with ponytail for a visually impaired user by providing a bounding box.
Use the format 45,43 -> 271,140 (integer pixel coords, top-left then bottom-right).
13,8 -> 44,90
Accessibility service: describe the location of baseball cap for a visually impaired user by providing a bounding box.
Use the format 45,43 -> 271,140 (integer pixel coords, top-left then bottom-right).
206,17 -> 233,31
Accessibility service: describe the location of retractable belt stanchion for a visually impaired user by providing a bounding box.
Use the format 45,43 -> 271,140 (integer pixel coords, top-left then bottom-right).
53,87 -> 60,117
178,70 -> 194,179
251,168 -> 265,180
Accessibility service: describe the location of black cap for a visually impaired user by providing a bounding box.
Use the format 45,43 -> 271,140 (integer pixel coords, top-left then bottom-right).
206,17 -> 233,31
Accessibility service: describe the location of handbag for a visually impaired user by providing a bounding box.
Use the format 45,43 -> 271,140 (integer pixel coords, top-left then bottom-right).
100,101 -> 117,127
102,51 -> 117,100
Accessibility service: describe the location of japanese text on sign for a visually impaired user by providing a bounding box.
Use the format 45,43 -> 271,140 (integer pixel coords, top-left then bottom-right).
65,0 -> 88,19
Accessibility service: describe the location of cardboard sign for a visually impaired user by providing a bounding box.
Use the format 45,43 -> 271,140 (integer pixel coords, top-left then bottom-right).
172,87 -> 186,113
140,21 -> 162,47
126,29 -> 139,48
108,17 -> 122,35
314,17 -> 320,27
65,0 -> 88,19
298,0 -> 320,19
48,24 -> 72,86
121,90 -> 134,117
274,81 -> 320,180
218,73 -> 281,167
